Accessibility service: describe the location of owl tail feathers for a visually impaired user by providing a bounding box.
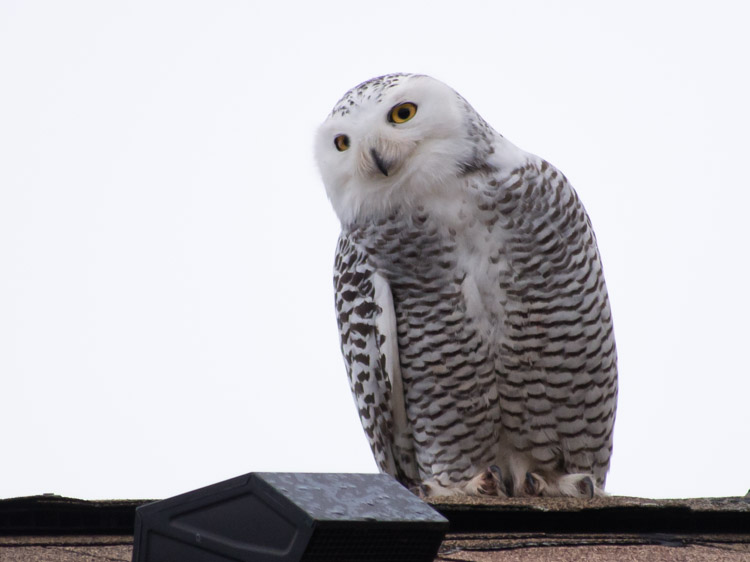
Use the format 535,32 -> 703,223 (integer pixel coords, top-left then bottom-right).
391,436 -> 420,490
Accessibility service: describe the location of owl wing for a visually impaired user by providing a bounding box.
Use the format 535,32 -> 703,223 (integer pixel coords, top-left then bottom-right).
495,160 -> 618,487
333,232 -> 418,486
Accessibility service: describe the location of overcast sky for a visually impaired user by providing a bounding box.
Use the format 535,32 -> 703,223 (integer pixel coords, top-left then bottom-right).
1,1 -> 748,501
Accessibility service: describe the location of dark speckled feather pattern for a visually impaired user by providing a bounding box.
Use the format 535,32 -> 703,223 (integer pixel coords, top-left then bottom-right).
334,158 -> 617,491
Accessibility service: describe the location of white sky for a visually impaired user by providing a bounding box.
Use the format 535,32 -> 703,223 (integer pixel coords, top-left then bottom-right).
1,1 -> 748,501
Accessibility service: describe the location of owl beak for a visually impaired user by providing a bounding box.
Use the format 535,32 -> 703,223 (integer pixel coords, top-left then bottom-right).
370,148 -> 389,177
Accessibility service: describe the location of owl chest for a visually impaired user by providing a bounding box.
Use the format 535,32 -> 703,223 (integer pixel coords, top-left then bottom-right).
357,219 -> 464,307
354,217 -> 508,362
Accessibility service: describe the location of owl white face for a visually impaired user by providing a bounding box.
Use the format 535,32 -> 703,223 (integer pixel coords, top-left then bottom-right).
315,74 -> 478,225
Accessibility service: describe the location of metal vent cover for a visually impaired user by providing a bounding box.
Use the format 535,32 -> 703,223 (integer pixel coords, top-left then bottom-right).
132,472 -> 448,562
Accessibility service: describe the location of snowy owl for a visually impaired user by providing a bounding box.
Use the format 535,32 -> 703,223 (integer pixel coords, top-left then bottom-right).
315,74 -> 617,498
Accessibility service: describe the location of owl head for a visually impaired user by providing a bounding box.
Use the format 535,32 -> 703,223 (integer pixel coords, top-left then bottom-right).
315,74 -> 499,225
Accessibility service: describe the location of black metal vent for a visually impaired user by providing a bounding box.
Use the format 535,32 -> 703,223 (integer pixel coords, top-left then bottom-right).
132,472 -> 448,562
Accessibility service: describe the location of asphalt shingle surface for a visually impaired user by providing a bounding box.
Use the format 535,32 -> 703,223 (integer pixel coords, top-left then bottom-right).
1,494 -> 748,561
0,536 -> 132,561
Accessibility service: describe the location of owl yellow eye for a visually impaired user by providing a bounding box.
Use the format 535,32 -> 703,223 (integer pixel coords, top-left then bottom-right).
388,102 -> 418,124
334,134 -> 350,151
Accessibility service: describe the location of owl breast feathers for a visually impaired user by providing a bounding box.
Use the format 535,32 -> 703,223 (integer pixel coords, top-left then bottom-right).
315,74 -> 617,498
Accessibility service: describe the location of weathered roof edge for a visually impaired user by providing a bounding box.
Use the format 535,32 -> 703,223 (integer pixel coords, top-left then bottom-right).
1,494 -> 748,536
0,495 -> 150,535
430,495 -> 750,535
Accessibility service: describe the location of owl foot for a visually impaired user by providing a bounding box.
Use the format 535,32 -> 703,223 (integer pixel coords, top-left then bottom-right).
414,480 -> 463,498
560,474 -> 600,498
519,472 -> 602,498
464,465 -> 508,497
413,465 -> 508,498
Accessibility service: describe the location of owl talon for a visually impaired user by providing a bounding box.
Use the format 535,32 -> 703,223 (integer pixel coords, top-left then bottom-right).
489,465 -> 507,496
463,466 -> 508,497
524,472 -> 546,496
417,483 -> 432,499
579,476 -> 595,499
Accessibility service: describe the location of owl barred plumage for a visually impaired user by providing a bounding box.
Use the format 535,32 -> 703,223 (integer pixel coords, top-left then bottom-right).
316,74 -> 617,498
